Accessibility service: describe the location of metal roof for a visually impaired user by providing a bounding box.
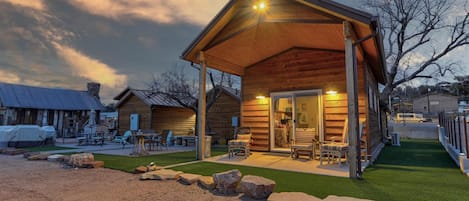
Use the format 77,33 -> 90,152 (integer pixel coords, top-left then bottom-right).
115,89 -> 185,108
132,90 -> 184,107
0,82 -> 104,110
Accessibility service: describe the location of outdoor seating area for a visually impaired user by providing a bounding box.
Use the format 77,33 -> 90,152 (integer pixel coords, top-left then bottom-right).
205,151 -> 364,177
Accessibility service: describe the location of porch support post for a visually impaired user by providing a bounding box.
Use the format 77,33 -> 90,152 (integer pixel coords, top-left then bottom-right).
344,21 -> 361,179
197,51 -> 207,160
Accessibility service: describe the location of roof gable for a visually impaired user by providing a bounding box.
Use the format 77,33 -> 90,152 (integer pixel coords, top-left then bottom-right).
115,89 -> 185,108
181,0 -> 386,83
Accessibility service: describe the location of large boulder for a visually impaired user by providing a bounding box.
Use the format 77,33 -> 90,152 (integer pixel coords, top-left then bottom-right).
213,169 -> 242,194
23,152 -> 40,158
81,160 -> 105,168
179,173 -> 202,185
140,169 -> 183,180
323,195 -> 373,201
198,176 -> 215,190
2,148 -> 27,155
69,153 -> 94,167
47,154 -> 65,162
240,175 -> 276,199
134,166 -> 148,173
268,192 -> 321,201
28,153 -> 50,160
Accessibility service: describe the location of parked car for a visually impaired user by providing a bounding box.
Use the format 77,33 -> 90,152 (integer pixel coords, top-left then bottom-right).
395,113 -> 425,123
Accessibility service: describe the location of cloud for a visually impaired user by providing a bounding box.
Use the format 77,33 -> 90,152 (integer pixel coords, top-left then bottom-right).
68,0 -> 228,25
52,42 -> 127,88
0,69 -> 20,83
0,0 -> 45,11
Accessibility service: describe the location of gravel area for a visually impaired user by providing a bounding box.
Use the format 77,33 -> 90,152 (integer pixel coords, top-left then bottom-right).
0,154 -> 255,201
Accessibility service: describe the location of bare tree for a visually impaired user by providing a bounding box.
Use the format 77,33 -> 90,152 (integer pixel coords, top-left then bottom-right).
148,65 -> 239,135
365,0 -> 469,101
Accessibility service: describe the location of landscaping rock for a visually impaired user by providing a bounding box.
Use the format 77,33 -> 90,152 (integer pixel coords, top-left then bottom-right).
2,148 -> 27,155
213,169 -> 242,194
268,192 -> 321,201
81,161 -> 105,168
69,153 -> 94,167
240,175 -> 276,199
148,165 -> 161,171
198,176 -> 215,190
47,154 -> 65,162
323,195 -> 373,201
140,169 -> 183,180
179,173 -> 202,185
28,153 -> 50,160
23,152 -> 40,158
134,166 -> 148,173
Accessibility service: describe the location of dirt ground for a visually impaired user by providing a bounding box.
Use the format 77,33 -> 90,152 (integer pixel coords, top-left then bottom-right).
0,155 -> 255,201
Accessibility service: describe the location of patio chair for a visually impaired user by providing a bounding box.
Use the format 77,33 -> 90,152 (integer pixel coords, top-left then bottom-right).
319,119 -> 366,165
290,128 -> 317,160
112,130 -> 132,149
158,130 -> 171,150
228,127 -> 252,158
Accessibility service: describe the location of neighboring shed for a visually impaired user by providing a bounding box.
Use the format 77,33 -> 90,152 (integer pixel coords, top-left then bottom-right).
114,88 -> 196,136
206,86 -> 241,144
413,94 -> 458,115
0,82 -> 104,137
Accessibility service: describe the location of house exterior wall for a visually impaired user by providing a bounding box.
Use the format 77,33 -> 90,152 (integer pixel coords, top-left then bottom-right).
151,106 -> 196,136
365,65 -> 382,155
242,48 -> 368,151
117,94 -> 151,135
207,92 -> 240,144
413,94 -> 458,115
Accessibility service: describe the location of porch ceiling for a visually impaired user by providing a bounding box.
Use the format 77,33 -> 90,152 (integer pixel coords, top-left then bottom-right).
182,0 -> 386,83
204,22 -> 364,74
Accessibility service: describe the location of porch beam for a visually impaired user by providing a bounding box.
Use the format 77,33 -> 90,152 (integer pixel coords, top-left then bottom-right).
344,21 -> 362,179
197,51 -> 207,160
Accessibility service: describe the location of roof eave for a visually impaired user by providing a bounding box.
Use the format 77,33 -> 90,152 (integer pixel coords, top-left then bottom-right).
181,0 -> 237,62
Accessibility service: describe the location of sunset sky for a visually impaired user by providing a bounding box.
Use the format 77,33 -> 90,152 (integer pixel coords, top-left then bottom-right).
0,0 -> 467,103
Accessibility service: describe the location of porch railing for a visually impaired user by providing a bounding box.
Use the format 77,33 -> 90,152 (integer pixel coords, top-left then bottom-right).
438,112 -> 469,159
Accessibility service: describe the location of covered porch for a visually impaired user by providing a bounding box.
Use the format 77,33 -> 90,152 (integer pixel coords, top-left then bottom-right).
182,0 -> 387,179
205,151 -> 369,177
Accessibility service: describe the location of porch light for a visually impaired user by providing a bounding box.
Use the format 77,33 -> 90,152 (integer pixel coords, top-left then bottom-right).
326,90 -> 337,95
256,95 -> 266,99
252,1 -> 267,12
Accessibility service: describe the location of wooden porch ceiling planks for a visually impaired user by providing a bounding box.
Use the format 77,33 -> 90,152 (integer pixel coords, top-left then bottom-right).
205,22 -> 365,70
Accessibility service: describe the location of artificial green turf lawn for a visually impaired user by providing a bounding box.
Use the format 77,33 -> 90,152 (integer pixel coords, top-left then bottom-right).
172,139 -> 469,201
94,146 -> 228,173
23,145 -> 75,152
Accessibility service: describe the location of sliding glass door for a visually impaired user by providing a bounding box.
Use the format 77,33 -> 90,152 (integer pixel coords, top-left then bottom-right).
270,90 -> 322,152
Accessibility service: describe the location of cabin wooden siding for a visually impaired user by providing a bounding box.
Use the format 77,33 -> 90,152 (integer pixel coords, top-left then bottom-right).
241,48 -> 368,151
365,65 -> 382,155
117,94 -> 151,135
207,92 -> 240,143
152,106 -> 196,136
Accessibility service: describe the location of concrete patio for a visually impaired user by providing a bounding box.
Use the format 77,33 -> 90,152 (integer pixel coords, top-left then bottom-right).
205,152 -> 369,178
49,138 -> 195,156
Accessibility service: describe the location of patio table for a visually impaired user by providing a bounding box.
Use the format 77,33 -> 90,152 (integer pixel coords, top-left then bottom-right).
130,133 -> 160,156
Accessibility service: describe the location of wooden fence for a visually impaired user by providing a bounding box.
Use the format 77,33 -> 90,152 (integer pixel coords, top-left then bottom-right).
439,112 -> 469,159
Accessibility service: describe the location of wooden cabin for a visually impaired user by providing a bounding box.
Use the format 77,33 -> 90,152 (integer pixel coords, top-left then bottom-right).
0,82 -> 103,137
206,86 -> 241,144
182,0 -> 388,176
114,88 -> 196,136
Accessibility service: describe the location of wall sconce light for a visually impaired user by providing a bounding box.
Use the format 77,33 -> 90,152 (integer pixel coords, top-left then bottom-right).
256,95 -> 266,99
326,90 -> 337,95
